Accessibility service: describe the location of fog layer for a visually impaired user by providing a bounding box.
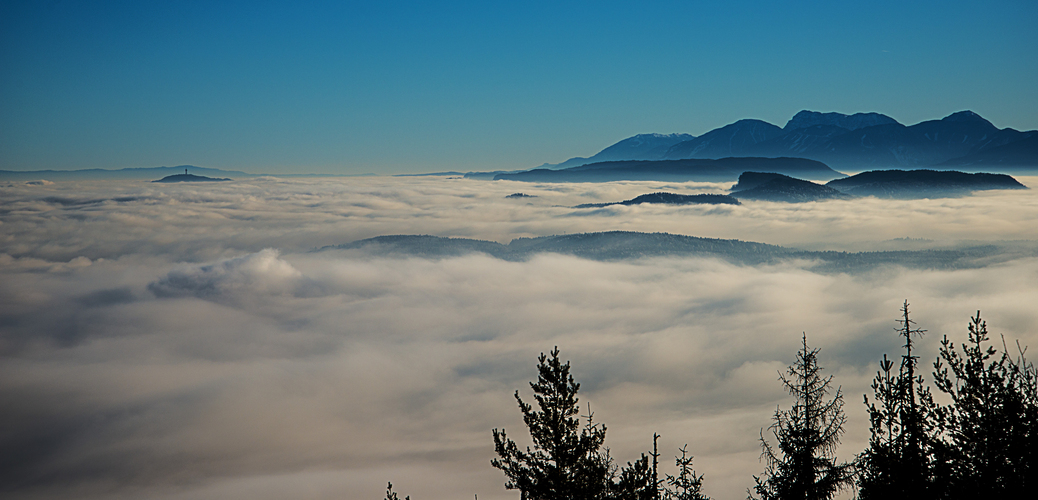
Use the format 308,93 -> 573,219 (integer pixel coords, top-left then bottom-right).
2,176 -> 1036,499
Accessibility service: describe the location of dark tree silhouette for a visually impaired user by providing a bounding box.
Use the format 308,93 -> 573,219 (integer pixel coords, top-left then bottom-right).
611,453 -> 656,500
492,347 -> 664,500
664,445 -> 708,500
857,301 -> 947,498
751,334 -> 853,500
932,311 -> 1037,498
384,482 -> 410,500
491,347 -> 612,500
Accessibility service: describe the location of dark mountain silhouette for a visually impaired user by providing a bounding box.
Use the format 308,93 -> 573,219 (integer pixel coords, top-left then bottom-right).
826,169 -> 1026,198
515,110 -> 1037,178
748,125 -> 858,158
782,110 -> 899,131
750,111 -> 1036,171
494,157 -> 842,182
574,192 -> 739,208
730,171 -> 796,191
537,133 -> 695,169
934,134 -> 1038,169
663,119 -> 784,159
804,111 -> 1019,169
324,231 -> 1037,272
153,173 -> 231,183
730,172 -> 852,203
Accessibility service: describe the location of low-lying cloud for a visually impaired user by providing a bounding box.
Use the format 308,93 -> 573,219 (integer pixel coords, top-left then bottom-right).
2,176 -> 1037,499
149,249 -> 309,300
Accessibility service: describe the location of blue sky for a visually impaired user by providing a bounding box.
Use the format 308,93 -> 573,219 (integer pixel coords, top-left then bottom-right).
2,0 -> 1036,174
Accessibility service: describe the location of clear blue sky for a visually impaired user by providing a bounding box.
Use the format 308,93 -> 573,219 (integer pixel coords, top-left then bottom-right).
2,0 -> 1036,174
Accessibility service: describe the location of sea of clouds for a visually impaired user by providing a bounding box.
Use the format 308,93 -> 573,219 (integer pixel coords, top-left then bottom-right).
2,175 -> 1037,499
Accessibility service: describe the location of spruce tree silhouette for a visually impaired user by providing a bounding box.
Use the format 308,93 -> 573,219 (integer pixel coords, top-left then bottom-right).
491,347 -> 665,500
751,334 -> 853,500
932,311 -> 1037,497
858,301 -> 947,498
384,482 -> 410,500
664,444 -> 708,500
491,347 -> 611,500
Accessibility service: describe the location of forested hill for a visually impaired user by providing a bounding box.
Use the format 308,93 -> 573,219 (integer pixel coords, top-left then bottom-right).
322,231 -> 1037,272
825,169 -> 1026,197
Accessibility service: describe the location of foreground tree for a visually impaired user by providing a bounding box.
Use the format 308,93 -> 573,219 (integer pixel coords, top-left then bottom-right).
664,445 -> 708,500
492,347 -> 610,499
857,301 -> 947,498
752,334 -> 853,500
384,482 -> 410,500
492,347 -> 662,500
932,311 -> 1037,498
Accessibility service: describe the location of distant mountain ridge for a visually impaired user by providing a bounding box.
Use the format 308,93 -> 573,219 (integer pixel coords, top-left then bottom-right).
0,166 -> 372,181
0,165 -> 251,181
663,120 -> 783,160
782,110 -> 899,131
324,231 -> 1038,272
153,173 -> 231,183
537,133 -> 695,169
534,110 -> 1037,173
935,135 -> 1038,168
495,157 -> 842,183
574,192 -> 740,208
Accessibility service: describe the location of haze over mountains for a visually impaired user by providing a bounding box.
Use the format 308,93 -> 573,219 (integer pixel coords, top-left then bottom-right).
331,231 -> 1038,273
540,110 -> 1038,173
826,170 -> 1026,198
495,157 -> 842,182
4,110 -> 1034,181
535,133 -> 696,170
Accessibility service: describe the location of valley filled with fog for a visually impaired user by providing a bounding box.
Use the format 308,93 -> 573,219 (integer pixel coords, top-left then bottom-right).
2,175 -> 1037,500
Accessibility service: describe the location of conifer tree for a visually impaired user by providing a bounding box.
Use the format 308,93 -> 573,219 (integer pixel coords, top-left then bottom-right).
610,453 -> 655,500
384,482 -> 410,500
491,347 -> 610,500
751,334 -> 853,500
932,311 -> 1037,497
664,445 -> 708,500
607,433 -> 661,500
492,348 -> 665,500
857,301 -> 946,498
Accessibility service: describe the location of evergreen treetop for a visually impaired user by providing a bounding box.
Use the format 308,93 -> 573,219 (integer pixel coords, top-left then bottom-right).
752,333 -> 853,500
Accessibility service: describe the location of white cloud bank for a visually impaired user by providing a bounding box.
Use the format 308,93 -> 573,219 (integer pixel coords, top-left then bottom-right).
1,176 -> 1037,499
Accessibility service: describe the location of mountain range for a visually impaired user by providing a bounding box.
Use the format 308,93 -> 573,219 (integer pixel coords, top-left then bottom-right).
535,133 -> 695,169
494,157 -> 842,182
539,110 -> 1037,172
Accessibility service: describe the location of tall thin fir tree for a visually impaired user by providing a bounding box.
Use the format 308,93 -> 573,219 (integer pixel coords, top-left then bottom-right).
858,300 -> 945,498
608,433 -> 661,500
751,334 -> 853,500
